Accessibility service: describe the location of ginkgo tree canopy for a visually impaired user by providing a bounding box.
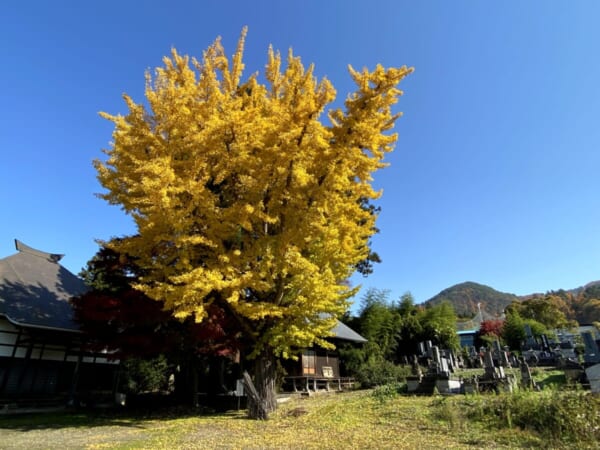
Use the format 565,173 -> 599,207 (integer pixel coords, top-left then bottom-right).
96,28 -> 412,359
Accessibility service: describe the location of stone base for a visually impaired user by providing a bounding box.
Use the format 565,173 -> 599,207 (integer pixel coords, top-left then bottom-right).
435,378 -> 461,394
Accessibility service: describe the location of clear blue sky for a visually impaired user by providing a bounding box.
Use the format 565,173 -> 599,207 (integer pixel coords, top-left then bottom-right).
2,1 -> 599,311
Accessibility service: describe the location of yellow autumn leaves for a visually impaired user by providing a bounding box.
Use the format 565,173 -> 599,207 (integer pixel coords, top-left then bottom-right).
96,28 -> 412,358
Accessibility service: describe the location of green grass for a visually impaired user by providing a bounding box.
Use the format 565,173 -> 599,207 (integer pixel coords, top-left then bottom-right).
0,389 -> 597,449
455,366 -> 568,388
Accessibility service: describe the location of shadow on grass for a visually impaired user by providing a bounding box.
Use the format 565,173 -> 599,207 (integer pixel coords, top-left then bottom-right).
537,373 -> 567,388
0,405 -> 246,432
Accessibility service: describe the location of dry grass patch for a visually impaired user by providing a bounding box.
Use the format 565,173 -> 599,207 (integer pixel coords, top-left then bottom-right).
1,389 -> 582,449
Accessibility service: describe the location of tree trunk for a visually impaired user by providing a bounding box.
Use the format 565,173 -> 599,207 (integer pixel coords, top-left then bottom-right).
246,348 -> 277,419
173,357 -> 198,407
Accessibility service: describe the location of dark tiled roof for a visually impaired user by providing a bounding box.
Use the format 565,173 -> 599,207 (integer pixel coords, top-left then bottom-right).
0,240 -> 87,331
332,320 -> 367,343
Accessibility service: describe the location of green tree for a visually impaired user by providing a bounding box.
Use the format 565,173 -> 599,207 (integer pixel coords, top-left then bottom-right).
572,288 -> 600,324
397,292 -> 418,316
509,295 -> 575,330
522,318 -> 551,340
501,310 -> 526,351
394,292 -> 423,357
419,301 -> 459,351
339,289 -> 411,387
357,288 -> 401,361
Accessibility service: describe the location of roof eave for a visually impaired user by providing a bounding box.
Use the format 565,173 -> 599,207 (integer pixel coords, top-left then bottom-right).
1,313 -> 81,334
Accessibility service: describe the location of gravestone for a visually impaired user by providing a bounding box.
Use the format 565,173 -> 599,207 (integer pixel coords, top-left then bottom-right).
411,355 -> 422,377
476,349 -> 516,393
541,334 -> 550,352
520,359 -> 536,389
524,323 -> 537,348
406,355 -> 423,393
431,346 -> 441,367
585,363 -> 600,393
445,350 -> 456,372
425,340 -> 433,357
582,331 -> 600,364
493,339 -> 502,355
500,351 -> 511,368
483,349 -> 495,372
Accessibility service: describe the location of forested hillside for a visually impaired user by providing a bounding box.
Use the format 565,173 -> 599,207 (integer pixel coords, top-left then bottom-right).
424,281 -> 600,324
424,282 -> 518,317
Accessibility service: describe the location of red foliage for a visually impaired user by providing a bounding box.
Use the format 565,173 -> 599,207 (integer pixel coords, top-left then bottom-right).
478,319 -> 504,338
72,289 -> 175,358
71,245 -> 242,360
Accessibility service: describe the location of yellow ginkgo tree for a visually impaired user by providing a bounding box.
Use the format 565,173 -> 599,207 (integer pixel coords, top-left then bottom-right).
96,28 -> 412,418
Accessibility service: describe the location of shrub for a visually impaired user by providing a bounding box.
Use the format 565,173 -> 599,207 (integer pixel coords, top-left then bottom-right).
449,389 -> 600,447
355,358 -> 411,388
508,389 -> 599,445
119,355 -> 170,394
430,396 -> 465,430
371,382 -> 404,404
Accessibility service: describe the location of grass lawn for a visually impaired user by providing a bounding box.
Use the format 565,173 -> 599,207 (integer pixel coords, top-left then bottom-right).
0,389 -> 567,450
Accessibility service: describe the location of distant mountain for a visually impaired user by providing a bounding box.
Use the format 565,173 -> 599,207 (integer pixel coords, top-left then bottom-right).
566,280 -> 600,297
425,280 -> 600,324
424,282 -> 519,318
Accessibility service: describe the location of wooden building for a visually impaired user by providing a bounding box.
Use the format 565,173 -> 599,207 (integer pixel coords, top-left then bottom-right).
283,320 -> 366,392
0,240 -> 118,408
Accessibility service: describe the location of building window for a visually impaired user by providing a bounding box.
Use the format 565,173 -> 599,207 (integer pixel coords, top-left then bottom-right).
302,350 -> 316,375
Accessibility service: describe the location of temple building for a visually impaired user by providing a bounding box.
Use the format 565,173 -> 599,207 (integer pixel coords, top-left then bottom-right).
0,240 -> 117,408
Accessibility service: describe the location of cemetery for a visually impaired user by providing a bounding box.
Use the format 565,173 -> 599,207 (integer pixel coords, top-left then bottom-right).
402,324 -> 600,396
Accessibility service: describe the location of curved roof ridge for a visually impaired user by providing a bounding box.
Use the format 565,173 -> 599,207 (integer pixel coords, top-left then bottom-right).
14,239 -> 64,263
0,240 -> 85,331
